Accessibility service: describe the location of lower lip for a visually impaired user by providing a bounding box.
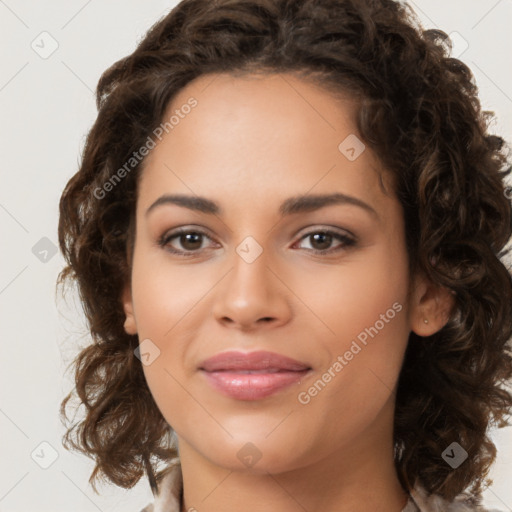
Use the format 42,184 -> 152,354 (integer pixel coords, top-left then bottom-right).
201,370 -> 310,400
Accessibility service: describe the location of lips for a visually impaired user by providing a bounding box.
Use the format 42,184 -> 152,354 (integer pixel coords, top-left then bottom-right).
199,350 -> 312,400
199,350 -> 310,372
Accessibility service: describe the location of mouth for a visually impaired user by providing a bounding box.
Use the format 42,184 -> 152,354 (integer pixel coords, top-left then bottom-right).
199,350 -> 312,401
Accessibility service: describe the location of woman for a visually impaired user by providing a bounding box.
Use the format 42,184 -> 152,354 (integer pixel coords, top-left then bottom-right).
58,0 -> 512,511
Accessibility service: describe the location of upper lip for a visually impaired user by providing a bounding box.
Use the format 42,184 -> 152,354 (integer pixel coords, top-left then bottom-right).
199,350 -> 311,372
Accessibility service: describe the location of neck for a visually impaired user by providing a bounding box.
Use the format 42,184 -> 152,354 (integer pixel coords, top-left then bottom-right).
177,401 -> 409,512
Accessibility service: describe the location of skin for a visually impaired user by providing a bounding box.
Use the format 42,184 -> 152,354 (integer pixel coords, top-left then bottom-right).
122,72 -> 454,512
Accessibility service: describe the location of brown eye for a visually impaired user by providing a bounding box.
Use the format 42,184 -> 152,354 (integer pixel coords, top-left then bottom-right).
158,226 -> 356,258
177,232 -> 203,251
296,229 -> 356,254
158,228 -> 215,256
309,232 -> 333,251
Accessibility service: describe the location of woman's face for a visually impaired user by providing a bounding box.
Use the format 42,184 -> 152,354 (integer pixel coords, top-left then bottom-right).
123,72 -> 434,474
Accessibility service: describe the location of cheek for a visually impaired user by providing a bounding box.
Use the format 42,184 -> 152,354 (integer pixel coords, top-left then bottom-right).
130,253 -> 219,428
295,245 -> 409,352
290,266 -> 410,461
130,250 -> 214,340
294,242 -> 411,408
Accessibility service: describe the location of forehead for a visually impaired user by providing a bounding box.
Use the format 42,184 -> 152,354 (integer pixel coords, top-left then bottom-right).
138,72 -> 394,217
163,71 -> 361,156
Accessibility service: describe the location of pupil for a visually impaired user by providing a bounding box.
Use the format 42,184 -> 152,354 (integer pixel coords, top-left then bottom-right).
312,232 -> 331,250
182,233 -> 201,250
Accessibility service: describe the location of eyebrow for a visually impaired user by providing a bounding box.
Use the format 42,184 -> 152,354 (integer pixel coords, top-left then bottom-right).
145,192 -> 379,219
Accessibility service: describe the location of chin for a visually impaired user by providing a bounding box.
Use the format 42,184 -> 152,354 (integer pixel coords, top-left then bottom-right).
198,434 -> 310,475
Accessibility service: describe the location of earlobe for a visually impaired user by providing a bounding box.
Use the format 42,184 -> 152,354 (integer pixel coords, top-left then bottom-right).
121,283 -> 138,335
409,273 -> 455,337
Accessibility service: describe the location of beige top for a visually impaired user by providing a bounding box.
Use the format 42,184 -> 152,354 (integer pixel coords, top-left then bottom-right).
139,463 -> 502,512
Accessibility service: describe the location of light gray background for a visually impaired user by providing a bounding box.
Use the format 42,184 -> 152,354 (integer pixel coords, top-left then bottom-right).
1,1 -> 511,511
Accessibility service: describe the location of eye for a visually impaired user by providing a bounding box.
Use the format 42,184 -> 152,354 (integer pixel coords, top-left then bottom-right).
157,226 -> 357,258
294,229 -> 356,254
158,228 -> 217,256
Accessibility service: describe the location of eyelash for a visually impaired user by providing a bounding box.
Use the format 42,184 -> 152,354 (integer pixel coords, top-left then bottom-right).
157,226 -> 357,258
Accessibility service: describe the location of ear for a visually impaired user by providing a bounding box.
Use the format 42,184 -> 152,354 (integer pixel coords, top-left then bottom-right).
409,272 -> 455,337
121,282 -> 137,335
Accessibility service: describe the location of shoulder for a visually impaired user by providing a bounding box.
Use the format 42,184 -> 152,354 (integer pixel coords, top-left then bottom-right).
139,463 -> 182,512
138,465 -> 505,512
410,483 -> 504,512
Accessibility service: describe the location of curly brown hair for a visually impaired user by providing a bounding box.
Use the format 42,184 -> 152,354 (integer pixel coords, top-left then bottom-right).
57,0 -> 512,503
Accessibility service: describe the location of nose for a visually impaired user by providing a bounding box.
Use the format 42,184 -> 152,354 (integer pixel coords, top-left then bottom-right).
212,248 -> 293,331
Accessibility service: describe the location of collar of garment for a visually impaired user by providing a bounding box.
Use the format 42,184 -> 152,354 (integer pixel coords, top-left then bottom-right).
139,463 -> 500,512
